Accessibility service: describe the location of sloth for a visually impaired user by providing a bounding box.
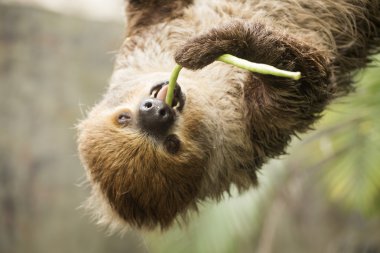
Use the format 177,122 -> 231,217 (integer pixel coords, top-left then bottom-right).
77,0 -> 380,230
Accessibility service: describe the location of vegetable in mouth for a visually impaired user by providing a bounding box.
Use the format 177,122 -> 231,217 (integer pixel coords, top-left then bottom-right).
165,53 -> 301,106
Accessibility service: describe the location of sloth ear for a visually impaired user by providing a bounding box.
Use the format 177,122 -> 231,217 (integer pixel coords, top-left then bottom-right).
125,0 -> 193,33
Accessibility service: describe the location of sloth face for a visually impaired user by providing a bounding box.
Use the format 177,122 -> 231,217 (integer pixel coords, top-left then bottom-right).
77,73 -> 215,229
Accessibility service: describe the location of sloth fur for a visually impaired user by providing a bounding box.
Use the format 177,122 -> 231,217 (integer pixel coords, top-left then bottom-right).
77,0 -> 380,230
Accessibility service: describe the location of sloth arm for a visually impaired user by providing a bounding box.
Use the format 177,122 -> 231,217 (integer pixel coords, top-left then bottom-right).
175,21 -> 335,166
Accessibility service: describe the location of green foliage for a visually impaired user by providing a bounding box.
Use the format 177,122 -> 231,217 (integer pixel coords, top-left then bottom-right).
303,55 -> 380,214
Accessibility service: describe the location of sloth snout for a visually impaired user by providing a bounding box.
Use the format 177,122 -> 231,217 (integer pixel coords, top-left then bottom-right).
138,98 -> 175,136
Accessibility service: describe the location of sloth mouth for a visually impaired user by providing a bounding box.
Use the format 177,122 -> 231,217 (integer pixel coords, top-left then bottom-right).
150,81 -> 186,112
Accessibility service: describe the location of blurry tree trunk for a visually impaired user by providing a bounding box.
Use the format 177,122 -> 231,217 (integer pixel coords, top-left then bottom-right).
0,157 -> 16,253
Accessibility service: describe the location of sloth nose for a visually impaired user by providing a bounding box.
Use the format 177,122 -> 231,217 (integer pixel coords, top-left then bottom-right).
138,98 -> 175,135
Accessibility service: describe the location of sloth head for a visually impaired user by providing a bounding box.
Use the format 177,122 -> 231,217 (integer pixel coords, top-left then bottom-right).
77,72 -> 225,229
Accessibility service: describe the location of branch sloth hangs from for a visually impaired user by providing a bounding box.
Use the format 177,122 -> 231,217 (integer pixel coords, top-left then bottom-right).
77,0 -> 380,231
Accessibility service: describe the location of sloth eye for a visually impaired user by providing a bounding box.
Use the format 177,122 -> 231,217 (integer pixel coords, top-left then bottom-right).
164,134 -> 181,154
116,112 -> 132,127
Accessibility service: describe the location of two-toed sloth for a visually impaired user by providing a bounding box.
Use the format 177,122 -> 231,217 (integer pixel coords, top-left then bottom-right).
77,0 -> 380,230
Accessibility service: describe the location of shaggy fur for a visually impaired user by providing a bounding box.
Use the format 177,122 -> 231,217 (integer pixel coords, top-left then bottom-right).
77,0 -> 380,230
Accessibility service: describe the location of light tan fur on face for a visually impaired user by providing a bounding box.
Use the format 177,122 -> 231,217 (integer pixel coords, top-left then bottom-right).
78,69 -> 256,229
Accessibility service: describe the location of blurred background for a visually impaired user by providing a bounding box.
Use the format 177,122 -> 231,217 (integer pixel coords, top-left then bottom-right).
0,1 -> 379,253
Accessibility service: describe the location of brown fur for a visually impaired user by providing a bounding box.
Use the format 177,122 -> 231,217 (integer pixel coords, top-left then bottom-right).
125,0 -> 193,34
77,0 -> 380,230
